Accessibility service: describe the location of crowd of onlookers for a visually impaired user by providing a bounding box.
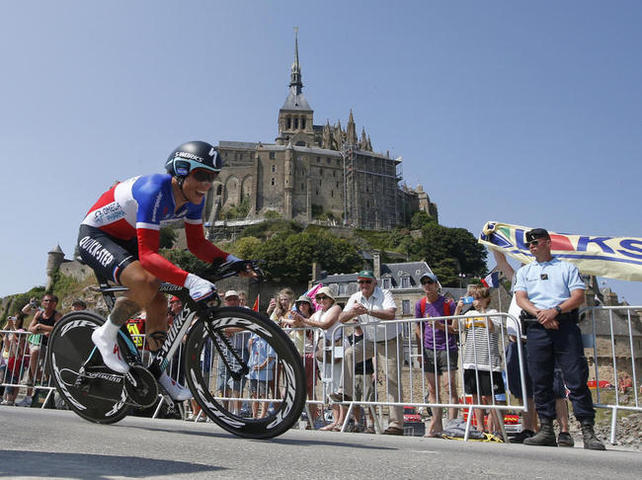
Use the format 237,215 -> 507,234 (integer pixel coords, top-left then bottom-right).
0,256 -> 615,448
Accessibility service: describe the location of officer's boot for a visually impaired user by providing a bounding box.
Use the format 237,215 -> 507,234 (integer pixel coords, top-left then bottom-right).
524,417 -> 557,447
581,420 -> 606,450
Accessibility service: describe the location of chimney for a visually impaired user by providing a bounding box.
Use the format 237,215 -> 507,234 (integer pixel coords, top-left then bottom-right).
373,251 -> 381,280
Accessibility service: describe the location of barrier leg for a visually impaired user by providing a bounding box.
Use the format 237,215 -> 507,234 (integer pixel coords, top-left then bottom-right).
464,406 -> 474,442
152,394 -> 165,419
41,389 -> 54,409
610,406 -> 617,445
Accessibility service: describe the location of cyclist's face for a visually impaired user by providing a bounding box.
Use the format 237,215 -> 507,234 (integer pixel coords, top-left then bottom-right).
183,168 -> 215,204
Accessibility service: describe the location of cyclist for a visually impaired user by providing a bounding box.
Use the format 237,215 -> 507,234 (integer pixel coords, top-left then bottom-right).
77,140 -> 254,401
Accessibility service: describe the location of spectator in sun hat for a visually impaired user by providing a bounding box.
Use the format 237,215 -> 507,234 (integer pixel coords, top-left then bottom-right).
297,286 -> 343,430
330,270 -> 404,435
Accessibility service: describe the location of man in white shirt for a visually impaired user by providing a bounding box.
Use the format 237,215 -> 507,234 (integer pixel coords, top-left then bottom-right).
329,270 -> 403,435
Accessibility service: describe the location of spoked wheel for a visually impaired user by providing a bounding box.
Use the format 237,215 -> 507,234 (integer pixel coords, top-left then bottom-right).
184,307 -> 306,439
47,311 -> 131,424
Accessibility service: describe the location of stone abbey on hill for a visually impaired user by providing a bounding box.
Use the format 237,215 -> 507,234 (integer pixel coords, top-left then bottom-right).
202,31 -> 437,233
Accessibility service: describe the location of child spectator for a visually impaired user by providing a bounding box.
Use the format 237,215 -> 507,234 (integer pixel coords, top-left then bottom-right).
246,333 -> 276,418
455,285 -> 504,436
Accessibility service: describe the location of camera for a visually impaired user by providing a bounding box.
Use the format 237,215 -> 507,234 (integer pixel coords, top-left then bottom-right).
462,296 -> 474,304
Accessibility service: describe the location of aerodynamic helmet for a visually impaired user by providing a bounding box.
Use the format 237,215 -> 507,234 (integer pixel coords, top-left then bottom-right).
165,141 -> 222,177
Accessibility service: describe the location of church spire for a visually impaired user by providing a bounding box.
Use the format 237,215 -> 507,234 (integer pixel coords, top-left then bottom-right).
289,27 -> 303,93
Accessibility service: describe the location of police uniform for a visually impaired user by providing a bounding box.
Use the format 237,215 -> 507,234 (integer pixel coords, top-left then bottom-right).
514,257 -> 595,422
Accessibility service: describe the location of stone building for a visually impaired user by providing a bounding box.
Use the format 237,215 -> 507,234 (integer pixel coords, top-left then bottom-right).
203,32 -> 437,234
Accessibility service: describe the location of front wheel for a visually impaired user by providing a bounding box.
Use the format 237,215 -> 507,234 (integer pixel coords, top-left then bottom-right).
184,307 -> 306,439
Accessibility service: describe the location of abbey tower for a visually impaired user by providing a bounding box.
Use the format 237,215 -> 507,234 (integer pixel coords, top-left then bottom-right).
204,31 -> 437,232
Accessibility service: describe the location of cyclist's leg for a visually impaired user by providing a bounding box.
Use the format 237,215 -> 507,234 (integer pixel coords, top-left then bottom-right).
92,261 -> 157,373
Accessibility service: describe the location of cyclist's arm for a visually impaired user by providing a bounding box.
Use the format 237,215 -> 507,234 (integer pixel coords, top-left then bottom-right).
137,227 -> 190,285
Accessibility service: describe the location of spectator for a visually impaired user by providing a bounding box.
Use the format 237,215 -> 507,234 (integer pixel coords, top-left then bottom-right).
495,250 -> 577,447
331,270 -> 404,436
456,285 -> 504,436
515,228 -> 604,450
19,294 -> 62,407
345,325 -> 376,433
216,290 -> 250,414
246,332 -> 276,418
71,299 -> 87,311
298,286 -> 342,431
0,330 -> 29,406
413,272 -> 459,437
267,288 -> 295,326
283,295 -> 319,423
238,290 -> 248,308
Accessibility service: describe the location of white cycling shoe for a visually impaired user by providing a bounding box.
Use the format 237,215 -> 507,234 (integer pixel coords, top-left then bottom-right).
159,372 -> 193,401
91,321 -> 130,374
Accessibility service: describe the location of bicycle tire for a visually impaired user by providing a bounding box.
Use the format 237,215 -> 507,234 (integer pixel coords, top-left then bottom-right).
47,311 -> 131,424
184,307 -> 306,439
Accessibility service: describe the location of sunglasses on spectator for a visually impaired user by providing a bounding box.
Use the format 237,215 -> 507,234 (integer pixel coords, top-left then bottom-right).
315,295 -> 329,301
420,279 -> 435,285
192,170 -> 218,183
357,280 -> 372,285
527,239 -> 545,247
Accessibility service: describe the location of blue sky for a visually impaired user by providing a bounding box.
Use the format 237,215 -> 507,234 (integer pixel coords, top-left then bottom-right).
1,1 -> 640,304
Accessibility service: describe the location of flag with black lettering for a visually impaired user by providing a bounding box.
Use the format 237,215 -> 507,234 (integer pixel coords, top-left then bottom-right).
479,221 -> 642,282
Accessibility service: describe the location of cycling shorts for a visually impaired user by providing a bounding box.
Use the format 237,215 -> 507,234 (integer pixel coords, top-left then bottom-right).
77,224 -> 138,284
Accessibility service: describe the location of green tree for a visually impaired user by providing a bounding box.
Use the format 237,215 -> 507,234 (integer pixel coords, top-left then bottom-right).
408,223 -> 487,287
161,249 -> 211,277
232,236 -> 262,259
159,227 -> 177,249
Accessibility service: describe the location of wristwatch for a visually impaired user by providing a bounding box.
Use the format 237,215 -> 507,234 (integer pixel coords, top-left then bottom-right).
554,306 -> 563,315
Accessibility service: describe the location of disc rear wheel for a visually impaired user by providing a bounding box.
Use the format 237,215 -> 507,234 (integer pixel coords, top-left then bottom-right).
47,311 -> 130,424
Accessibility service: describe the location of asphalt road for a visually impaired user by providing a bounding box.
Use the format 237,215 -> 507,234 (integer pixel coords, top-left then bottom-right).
1,409 -> 640,480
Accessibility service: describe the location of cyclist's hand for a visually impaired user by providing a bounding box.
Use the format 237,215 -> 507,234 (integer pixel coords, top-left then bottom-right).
184,273 -> 216,302
225,255 -> 259,279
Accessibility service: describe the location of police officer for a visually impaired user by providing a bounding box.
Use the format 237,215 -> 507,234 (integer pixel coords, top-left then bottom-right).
514,228 -> 605,450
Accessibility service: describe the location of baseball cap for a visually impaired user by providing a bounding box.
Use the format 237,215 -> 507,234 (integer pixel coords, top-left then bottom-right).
169,296 -> 181,303
525,228 -> 550,244
224,290 -> 239,299
356,270 -> 376,280
419,272 -> 438,283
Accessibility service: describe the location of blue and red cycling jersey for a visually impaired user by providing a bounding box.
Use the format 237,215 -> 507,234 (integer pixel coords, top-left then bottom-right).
81,174 -> 227,285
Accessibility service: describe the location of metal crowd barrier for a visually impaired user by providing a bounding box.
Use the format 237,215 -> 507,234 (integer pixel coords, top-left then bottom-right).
0,328 -> 56,408
579,305 -> 642,444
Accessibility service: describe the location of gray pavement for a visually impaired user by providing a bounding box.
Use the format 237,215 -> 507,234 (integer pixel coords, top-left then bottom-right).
0,408 -> 640,479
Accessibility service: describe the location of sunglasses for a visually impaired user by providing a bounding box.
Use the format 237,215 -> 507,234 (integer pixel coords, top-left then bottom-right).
315,295 -> 329,301
357,280 -> 372,285
192,170 -> 218,183
420,279 -> 435,285
527,239 -> 545,247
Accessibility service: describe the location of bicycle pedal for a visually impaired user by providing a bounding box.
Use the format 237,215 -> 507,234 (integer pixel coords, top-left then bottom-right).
124,365 -> 158,408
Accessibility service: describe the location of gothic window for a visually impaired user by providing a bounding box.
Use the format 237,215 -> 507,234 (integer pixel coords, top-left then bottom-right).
271,165 -> 276,173
301,117 -> 306,129
269,152 -> 275,160
381,277 -> 392,289
294,117 -> 299,129
336,181 -> 339,188
400,275 -> 411,288
316,189 -> 319,195
331,190 -> 334,198
286,117 -> 291,130
271,178 -> 275,186
402,300 -> 411,315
